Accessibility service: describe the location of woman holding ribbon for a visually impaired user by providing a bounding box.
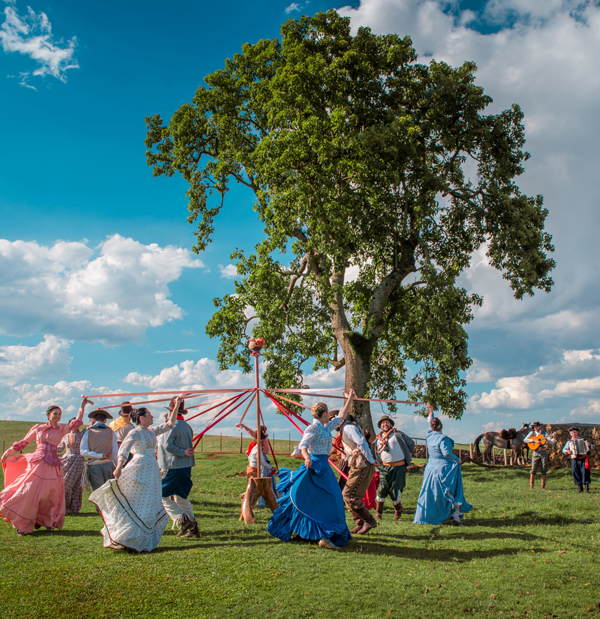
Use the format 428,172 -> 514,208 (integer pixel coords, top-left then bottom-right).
268,390 -> 356,550
414,405 -> 472,526
0,397 -> 90,535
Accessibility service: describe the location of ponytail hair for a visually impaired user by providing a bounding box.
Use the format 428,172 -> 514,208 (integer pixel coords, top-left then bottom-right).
311,402 -> 328,419
131,407 -> 150,425
430,416 -> 443,432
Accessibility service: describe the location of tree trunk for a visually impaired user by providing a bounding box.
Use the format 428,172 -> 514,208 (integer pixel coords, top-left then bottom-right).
342,333 -> 375,436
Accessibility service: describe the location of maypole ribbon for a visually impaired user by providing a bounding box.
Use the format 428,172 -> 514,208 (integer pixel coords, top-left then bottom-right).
192,391 -> 254,449
263,391 -> 348,481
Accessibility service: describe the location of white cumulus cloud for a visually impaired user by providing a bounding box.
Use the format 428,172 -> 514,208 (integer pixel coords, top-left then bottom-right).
0,334 -> 71,387
218,264 -> 238,279
0,234 -> 205,344
1,2 -> 79,89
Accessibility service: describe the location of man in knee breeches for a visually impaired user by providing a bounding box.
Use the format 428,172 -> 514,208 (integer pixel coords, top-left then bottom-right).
524,422 -> 557,489
340,415 -> 377,535
374,416 -> 415,520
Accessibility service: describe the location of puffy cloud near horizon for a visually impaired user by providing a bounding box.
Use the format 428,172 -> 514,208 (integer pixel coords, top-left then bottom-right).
0,335 -> 116,421
0,2 -> 79,89
0,234 -> 206,345
0,334 -> 71,387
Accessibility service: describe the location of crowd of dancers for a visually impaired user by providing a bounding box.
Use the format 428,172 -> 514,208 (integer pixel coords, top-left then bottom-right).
0,391 -> 594,552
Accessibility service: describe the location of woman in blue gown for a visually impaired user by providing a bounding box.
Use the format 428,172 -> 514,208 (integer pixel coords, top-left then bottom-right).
268,391 -> 356,549
414,407 -> 472,526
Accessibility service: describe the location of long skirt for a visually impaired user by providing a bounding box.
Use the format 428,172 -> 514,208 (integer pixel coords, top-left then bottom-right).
414,457 -> 472,525
89,452 -> 168,552
0,458 -> 66,533
268,455 -> 351,546
61,455 -> 84,514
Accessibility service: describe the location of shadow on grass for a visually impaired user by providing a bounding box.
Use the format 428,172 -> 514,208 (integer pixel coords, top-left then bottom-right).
34,530 -> 101,537
467,511 -> 593,527
344,539 -> 550,562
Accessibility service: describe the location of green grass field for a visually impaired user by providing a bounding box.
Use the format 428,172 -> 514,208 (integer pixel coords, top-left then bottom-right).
1,421 -> 599,619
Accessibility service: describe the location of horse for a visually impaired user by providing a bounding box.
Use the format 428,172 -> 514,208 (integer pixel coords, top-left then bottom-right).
474,423 -> 531,465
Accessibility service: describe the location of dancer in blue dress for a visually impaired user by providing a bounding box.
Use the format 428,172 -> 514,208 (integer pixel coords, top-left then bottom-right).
268,390 -> 356,550
414,406 -> 472,526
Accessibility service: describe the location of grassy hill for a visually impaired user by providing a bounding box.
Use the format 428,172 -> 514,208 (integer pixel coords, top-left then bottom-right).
1,425 -> 599,619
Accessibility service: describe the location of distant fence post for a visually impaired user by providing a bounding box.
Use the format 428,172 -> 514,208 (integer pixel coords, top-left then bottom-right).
459,446 -> 462,462
504,449 -> 508,466
425,442 -> 428,459
289,433 -> 291,452
220,434 -> 223,452
470,443 -> 474,460
240,433 -> 243,454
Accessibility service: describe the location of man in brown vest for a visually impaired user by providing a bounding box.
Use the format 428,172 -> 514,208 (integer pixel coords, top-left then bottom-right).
340,415 -> 378,535
81,410 -> 119,491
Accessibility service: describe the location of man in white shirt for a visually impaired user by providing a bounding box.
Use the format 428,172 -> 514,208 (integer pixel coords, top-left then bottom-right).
374,416 -> 415,520
523,421 -> 557,489
340,415 -> 377,535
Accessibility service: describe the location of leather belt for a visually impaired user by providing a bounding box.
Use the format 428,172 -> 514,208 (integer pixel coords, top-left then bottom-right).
381,460 -> 406,467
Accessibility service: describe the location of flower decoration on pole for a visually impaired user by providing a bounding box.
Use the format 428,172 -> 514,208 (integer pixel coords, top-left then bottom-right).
248,337 -> 265,356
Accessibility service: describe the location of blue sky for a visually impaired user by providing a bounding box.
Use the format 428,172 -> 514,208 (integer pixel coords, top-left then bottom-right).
1,0 -> 599,442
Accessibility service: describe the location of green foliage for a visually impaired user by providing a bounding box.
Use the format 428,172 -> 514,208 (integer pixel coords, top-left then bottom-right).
145,10 -> 554,427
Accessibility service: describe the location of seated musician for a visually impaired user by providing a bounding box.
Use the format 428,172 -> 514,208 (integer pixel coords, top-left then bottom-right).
562,427 -> 593,493
524,422 -> 557,489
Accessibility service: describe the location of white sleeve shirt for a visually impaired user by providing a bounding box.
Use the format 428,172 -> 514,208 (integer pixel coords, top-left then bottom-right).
342,424 -> 375,464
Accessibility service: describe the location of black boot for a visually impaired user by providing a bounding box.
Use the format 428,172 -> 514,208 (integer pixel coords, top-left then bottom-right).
577,484 -> 584,493
585,484 -> 590,493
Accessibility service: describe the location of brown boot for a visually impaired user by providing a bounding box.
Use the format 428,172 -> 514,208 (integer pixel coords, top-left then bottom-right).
541,475 -> 547,489
350,520 -> 364,534
180,520 -> 200,539
375,502 -> 384,520
530,474 -> 535,489
176,514 -> 194,537
393,502 -> 403,520
356,520 -> 376,535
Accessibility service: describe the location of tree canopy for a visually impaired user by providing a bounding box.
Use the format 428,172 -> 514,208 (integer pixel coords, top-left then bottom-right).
145,10 -> 554,432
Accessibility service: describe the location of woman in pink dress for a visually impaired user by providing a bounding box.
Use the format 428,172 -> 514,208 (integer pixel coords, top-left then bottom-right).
0,396 -> 92,535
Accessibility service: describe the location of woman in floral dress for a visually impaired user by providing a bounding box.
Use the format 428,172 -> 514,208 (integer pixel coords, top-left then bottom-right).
89,400 -> 179,552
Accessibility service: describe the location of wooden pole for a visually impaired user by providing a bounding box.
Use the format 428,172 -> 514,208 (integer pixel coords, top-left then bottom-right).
504,449 -> 508,466
459,446 -> 462,462
425,441 -> 428,459
254,352 -> 261,477
240,433 -> 243,454
470,443 -> 474,460
289,433 -> 291,452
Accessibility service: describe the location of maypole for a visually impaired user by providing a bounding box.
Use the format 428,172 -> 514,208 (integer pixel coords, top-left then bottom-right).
240,338 -> 279,524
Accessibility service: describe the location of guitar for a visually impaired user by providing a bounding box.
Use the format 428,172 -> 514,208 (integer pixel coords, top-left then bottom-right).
527,434 -> 548,451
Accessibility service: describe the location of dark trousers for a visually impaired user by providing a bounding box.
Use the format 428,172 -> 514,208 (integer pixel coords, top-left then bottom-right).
88,462 -> 115,492
377,464 -> 407,503
572,459 -> 591,485
342,462 -> 376,525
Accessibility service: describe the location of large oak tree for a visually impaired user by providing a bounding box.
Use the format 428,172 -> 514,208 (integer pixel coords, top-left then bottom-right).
145,10 -> 554,433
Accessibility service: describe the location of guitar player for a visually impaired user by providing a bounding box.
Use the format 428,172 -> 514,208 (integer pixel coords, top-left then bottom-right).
524,422 -> 557,489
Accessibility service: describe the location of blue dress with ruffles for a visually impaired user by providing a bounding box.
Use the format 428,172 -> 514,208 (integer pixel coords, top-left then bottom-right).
268,454 -> 351,546
413,430 -> 472,525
